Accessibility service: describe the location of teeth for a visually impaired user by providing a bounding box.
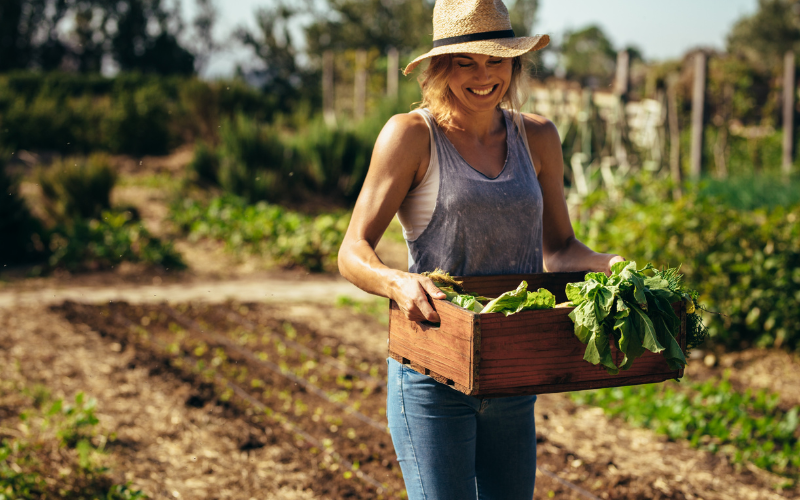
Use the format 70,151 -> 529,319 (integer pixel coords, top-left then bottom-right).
470,86 -> 494,96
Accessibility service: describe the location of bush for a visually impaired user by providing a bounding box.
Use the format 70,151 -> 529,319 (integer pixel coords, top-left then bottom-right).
0,72 -> 279,156
36,154 -> 117,222
214,114 -> 301,203
574,176 -> 800,351
170,195 -> 349,272
0,158 -> 46,265
48,210 -> 184,271
188,140 -> 220,186
696,173 -> 800,210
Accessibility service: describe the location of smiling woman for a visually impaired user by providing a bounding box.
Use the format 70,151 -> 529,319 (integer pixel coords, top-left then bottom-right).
336,0 -> 625,498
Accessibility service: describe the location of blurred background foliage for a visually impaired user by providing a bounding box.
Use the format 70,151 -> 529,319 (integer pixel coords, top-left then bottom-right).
1,0 -> 800,353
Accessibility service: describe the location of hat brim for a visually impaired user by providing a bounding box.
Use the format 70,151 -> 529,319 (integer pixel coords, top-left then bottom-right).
403,34 -> 550,75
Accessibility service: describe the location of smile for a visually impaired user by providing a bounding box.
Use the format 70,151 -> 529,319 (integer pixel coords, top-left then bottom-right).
468,84 -> 498,96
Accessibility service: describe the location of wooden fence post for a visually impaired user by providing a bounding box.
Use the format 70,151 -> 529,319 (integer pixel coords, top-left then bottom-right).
387,47 -> 399,99
690,52 -> 707,180
667,74 -> 683,198
322,50 -> 336,126
783,50 -> 795,175
614,50 -> 630,98
354,49 -> 367,120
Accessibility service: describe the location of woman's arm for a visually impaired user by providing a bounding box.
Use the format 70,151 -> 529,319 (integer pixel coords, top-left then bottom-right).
524,114 -> 625,274
338,113 -> 446,323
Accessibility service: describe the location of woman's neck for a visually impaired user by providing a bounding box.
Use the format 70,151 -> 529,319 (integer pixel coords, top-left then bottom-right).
445,106 -> 505,141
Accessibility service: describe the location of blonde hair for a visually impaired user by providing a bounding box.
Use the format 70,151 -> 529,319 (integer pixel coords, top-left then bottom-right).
415,54 -> 530,130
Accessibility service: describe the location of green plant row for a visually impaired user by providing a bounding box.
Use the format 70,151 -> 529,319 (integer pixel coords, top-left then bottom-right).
574,176 -> 800,351
0,384 -> 147,499
46,211 -> 184,272
572,376 -> 800,482
170,195 -> 349,272
2,155 -> 184,272
0,72 -> 278,156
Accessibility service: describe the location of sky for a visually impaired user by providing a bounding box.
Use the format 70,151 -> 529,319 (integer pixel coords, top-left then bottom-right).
196,0 -> 760,78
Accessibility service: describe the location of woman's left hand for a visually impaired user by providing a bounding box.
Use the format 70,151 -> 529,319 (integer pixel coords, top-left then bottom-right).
605,254 -> 626,276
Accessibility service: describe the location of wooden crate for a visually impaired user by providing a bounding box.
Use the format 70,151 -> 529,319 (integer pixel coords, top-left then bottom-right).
388,272 -> 686,397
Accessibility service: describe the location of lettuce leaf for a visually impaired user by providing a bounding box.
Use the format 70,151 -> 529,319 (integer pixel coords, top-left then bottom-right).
480,281 -> 529,316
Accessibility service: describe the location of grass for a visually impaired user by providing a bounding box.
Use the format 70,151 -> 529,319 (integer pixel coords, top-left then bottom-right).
572,373 -> 800,485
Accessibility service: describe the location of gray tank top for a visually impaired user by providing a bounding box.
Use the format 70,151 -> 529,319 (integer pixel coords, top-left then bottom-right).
407,108 -> 544,276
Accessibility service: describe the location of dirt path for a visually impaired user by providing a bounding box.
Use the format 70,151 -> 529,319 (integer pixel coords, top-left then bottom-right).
0,274 -> 373,309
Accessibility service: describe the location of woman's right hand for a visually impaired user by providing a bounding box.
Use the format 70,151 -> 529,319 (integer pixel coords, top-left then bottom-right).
389,272 -> 446,323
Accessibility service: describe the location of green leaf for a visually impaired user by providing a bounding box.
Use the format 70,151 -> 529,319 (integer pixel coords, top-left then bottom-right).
628,302 -> 663,354
610,260 -> 632,275
615,300 -> 646,370
583,329 -> 618,374
518,288 -> 556,311
481,281 -> 528,316
594,286 -> 615,322
569,300 -> 600,344
451,294 -> 483,313
566,283 -> 587,305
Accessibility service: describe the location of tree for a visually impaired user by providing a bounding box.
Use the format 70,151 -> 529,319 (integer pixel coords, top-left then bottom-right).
303,0 -> 433,54
507,0 -> 538,37
0,0 -> 216,75
235,4 -> 309,110
727,0 -> 800,70
560,25 -> 617,88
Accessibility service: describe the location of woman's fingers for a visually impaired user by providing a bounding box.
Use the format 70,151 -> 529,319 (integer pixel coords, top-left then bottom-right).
393,274 -> 444,323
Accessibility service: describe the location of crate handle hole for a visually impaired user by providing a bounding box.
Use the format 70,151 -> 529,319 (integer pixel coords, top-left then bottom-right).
420,320 -> 441,330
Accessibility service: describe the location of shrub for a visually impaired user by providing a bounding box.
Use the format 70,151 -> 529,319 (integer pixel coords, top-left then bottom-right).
574,176 -> 800,351
170,195 -> 349,272
215,114 -> 300,203
188,140 -> 220,186
0,158 -> 46,265
103,81 -> 174,155
0,72 -> 279,156
37,154 -> 117,222
48,210 -> 184,271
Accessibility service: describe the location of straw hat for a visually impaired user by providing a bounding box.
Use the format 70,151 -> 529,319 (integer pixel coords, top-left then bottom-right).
403,0 -> 550,75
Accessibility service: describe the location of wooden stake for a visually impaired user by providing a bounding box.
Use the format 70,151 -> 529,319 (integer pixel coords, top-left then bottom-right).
354,49 -> 367,120
667,74 -> 682,198
690,52 -> 707,180
387,47 -> 399,99
322,50 -> 336,126
783,50 -> 795,175
614,50 -> 630,98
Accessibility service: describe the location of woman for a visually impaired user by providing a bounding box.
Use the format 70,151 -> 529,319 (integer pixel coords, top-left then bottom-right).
338,0 -> 624,498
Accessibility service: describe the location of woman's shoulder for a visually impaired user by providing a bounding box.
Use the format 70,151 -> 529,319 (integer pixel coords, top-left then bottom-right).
520,112 -> 559,141
375,111 -> 431,153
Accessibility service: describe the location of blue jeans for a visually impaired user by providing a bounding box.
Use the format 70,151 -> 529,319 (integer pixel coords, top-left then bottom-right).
387,358 -> 537,500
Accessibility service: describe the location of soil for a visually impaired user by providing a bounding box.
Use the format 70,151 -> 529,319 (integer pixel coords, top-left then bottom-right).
3,289 -> 798,499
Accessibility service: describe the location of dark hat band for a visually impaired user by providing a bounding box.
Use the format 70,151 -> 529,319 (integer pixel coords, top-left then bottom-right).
432,29 -> 516,48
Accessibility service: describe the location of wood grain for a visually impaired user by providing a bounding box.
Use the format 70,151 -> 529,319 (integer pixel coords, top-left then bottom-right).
388,273 -> 687,397
388,299 -> 477,389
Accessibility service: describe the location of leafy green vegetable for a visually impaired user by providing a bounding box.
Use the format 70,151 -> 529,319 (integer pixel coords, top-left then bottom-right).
521,288 -> 556,311
566,261 -> 691,374
481,281 -> 529,315
451,295 -> 484,313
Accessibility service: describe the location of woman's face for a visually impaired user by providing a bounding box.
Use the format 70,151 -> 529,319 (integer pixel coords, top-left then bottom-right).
447,53 -> 513,114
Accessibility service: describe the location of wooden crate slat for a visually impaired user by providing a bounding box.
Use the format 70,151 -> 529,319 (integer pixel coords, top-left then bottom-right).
459,272 -> 586,303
